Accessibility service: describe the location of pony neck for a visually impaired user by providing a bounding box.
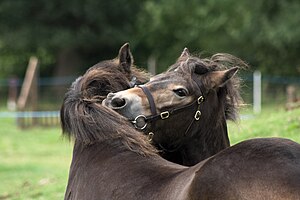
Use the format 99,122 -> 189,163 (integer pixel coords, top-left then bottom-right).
181,115 -> 229,166
182,90 -> 230,166
164,90 -> 230,166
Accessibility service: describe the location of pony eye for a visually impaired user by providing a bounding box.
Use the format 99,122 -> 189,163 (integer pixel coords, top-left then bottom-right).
173,88 -> 188,97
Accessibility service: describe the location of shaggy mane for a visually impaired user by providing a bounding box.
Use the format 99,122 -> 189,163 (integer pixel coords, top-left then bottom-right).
60,59 -> 156,156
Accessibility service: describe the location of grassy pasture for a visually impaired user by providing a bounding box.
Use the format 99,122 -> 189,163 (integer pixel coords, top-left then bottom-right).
0,118 -> 71,200
0,106 -> 299,199
229,106 -> 300,143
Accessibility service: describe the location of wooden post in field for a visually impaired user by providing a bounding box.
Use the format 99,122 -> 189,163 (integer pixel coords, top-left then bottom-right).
17,56 -> 39,127
253,70 -> 261,114
148,55 -> 156,75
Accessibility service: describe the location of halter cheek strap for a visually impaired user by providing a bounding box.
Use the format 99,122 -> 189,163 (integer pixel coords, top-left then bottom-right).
137,85 -> 157,116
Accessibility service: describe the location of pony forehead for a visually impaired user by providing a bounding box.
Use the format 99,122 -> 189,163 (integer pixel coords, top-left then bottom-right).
172,57 -> 209,74
146,78 -> 179,89
147,59 -> 202,86
149,70 -> 188,83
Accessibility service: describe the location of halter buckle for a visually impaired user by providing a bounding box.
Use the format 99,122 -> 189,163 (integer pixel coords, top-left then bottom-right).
160,111 -> 170,119
197,96 -> 204,104
129,76 -> 137,88
132,115 -> 147,130
194,110 -> 201,120
148,132 -> 154,142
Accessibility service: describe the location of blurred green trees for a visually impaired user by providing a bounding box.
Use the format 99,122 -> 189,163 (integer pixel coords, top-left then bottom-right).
137,0 -> 300,74
0,0 -> 299,78
0,0 -> 142,77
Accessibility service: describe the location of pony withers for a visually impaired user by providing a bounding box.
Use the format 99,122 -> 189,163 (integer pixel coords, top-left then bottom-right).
103,48 -> 247,166
62,45 -> 300,199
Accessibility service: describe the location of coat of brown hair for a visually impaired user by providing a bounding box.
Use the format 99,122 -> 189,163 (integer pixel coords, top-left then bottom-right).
62,45 -> 300,200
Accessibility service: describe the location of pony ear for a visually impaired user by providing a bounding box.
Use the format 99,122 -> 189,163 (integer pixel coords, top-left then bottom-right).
202,67 -> 238,89
118,43 -> 133,73
177,47 -> 190,61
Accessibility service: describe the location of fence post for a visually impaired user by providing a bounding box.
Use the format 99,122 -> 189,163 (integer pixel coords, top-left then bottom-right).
253,70 -> 262,114
17,56 -> 39,128
147,55 -> 156,75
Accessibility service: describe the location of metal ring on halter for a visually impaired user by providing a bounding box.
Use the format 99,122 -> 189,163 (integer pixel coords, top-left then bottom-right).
132,115 -> 148,130
194,110 -> 201,120
148,132 -> 154,142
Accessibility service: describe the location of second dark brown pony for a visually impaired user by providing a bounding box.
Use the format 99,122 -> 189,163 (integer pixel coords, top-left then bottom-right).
103,48 -> 246,166
61,45 -> 300,199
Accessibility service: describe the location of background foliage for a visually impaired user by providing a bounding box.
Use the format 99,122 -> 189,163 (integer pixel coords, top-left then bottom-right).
0,0 -> 300,78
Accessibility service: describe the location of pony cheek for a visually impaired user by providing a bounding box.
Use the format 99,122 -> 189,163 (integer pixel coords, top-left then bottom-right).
127,103 -> 147,119
118,97 -> 149,120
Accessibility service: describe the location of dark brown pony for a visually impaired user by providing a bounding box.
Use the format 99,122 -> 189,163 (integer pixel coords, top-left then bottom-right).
61,46 -> 300,199
103,48 -> 247,166
61,43 -> 149,143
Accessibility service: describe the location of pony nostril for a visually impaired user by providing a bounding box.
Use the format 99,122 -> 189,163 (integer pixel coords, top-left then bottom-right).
111,97 -> 126,108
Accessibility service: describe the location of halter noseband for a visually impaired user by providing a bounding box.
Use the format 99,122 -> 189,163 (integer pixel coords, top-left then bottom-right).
137,85 -> 157,116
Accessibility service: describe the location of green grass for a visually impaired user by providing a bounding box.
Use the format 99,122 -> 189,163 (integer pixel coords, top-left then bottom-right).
0,106 -> 300,199
0,118 -> 72,200
229,106 -> 300,144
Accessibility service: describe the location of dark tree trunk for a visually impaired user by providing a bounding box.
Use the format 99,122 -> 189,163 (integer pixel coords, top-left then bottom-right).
52,48 -> 83,104
54,48 -> 82,77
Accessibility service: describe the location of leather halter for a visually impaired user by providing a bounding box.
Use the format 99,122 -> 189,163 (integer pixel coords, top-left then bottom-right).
130,73 -> 205,141
137,85 -> 157,116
